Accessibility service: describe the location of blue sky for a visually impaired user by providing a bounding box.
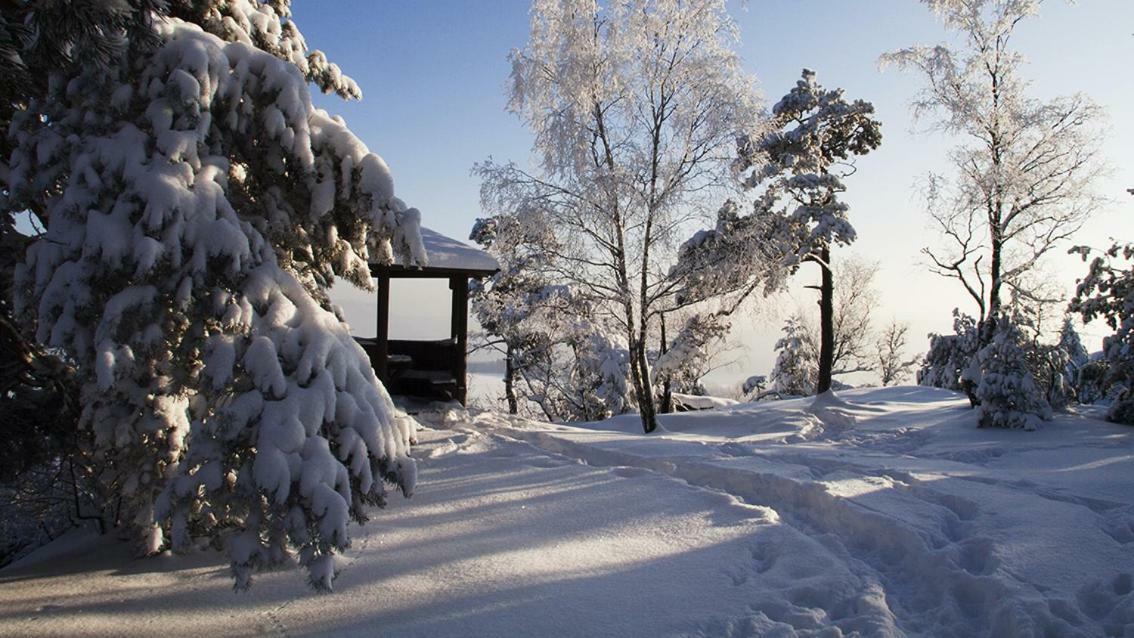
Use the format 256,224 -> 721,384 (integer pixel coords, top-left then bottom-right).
295,0 -> 1134,387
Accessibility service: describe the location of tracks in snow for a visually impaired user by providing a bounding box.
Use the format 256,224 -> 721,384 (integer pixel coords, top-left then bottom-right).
489,426 -> 1119,637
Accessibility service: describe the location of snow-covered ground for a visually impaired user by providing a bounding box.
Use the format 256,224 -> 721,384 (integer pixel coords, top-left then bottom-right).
2,387 -> 1132,637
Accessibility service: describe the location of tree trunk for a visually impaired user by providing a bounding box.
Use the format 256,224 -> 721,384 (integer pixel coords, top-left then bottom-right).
630,330 -> 659,433
816,245 -> 835,394
982,231 -> 1003,345
659,313 -> 673,414
504,344 -> 518,415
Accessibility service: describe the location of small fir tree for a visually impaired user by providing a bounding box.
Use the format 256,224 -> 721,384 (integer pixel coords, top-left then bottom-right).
918,310 -> 981,392
974,313 -> 1052,430
770,316 -> 818,397
469,211 -> 566,416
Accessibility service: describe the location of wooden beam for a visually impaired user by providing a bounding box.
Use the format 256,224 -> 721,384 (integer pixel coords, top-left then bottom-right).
370,265 -> 498,279
450,275 -> 469,405
375,274 -> 390,382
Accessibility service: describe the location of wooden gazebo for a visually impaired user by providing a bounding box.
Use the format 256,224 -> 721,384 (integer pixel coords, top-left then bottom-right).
356,227 -> 498,405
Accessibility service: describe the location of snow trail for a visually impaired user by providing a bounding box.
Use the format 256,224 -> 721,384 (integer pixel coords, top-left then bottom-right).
2,387 -> 1131,637
477,387 -> 1134,636
2,426 -> 880,637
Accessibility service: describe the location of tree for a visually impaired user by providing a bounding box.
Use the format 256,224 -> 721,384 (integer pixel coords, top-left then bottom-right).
974,312 -> 1052,429
741,374 -> 767,398
735,69 -> 882,395
777,258 -> 888,386
1069,243 -> 1134,423
792,256 -> 881,379
654,311 -> 732,399
769,316 -> 818,397
2,0 -> 422,590
1056,315 -> 1089,403
478,0 -> 763,433
883,0 -> 1104,344
876,321 -> 920,386
918,309 -> 981,391
469,212 -> 567,416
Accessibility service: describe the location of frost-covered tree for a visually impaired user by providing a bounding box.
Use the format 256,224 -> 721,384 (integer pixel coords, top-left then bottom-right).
974,312 -> 1052,429
790,256 -> 882,379
1058,316 -> 1090,374
1055,316 -> 1089,404
666,198 -> 797,405
654,312 -> 731,402
735,69 -> 882,395
769,316 -> 818,396
570,330 -> 632,421
883,0 -> 1104,344
2,0 -> 423,590
469,212 -> 569,415
762,258 -> 885,387
876,321 -> 920,386
742,374 -> 767,398
477,0 -> 762,433
1069,243 -> 1134,424
918,310 -> 981,392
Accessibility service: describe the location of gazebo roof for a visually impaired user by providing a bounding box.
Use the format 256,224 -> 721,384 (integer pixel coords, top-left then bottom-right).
372,226 -> 499,277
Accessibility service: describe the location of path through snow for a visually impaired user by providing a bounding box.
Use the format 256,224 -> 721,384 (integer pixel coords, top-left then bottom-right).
1,387 -> 1132,637
478,387 -> 1134,636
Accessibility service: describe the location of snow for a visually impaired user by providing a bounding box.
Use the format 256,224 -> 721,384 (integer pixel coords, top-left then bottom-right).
671,392 -> 740,411
6,12 -> 427,587
384,226 -> 499,273
3,386 -> 1133,636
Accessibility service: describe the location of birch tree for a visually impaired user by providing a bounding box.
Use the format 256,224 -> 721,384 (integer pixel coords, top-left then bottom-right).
883,0 -> 1105,344
469,213 -> 565,415
477,0 -> 762,433
876,321 -> 920,386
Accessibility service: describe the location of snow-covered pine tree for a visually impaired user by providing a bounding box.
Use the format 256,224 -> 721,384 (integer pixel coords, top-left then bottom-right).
1070,243 -> 1134,424
735,69 -> 882,395
571,331 -> 632,421
1056,316 -> 1090,404
3,0 -> 424,590
974,313 -> 1052,430
654,312 -> 730,400
770,316 -> 818,397
918,310 -> 980,392
1059,317 -> 1090,371
666,199 -> 796,403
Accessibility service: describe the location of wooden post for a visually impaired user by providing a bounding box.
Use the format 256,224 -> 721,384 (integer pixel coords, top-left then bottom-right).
375,273 -> 390,382
450,275 -> 469,405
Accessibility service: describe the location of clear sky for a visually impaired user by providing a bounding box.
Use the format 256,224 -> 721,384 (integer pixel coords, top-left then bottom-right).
294,0 -> 1134,389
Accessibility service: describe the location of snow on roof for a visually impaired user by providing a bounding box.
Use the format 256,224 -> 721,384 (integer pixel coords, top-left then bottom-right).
386,226 -> 499,273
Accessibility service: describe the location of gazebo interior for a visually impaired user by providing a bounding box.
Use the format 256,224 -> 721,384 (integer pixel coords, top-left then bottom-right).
355,227 -> 499,405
